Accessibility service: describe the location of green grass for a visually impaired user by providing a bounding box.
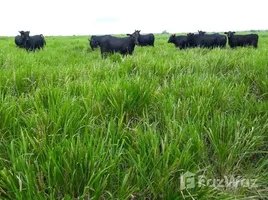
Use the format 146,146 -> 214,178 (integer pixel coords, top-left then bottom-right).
0,32 -> 267,199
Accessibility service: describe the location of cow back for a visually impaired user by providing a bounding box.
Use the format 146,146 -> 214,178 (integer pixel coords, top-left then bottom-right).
99,36 -> 136,56
26,35 -> 46,51
138,34 -> 155,46
15,35 -> 24,48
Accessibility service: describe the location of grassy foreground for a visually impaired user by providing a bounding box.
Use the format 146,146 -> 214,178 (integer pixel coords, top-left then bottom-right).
0,33 -> 267,199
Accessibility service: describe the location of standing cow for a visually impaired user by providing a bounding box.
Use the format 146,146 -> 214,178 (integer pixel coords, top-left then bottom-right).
187,33 -> 220,48
168,34 -> 188,49
198,30 -> 220,36
127,30 -> 154,47
15,31 -> 25,48
224,31 -> 258,48
198,30 -> 227,48
89,35 -> 113,50
99,30 -> 140,58
19,31 -> 46,51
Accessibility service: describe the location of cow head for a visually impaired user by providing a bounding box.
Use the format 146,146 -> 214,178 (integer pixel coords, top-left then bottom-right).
198,30 -> 206,35
168,34 -> 176,43
127,30 -> 140,45
19,31 -> 30,48
89,37 -> 99,50
187,33 -> 195,38
186,33 -> 195,45
19,31 -> 30,41
18,31 -> 25,39
224,31 -> 235,37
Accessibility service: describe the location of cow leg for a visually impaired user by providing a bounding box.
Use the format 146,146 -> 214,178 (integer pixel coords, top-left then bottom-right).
100,48 -> 105,59
253,42 -> 258,48
101,52 -> 108,59
26,46 -> 31,52
29,45 -> 34,51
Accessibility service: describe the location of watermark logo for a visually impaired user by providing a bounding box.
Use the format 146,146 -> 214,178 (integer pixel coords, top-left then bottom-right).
180,171 -> 196,190
180,171 -> 258,190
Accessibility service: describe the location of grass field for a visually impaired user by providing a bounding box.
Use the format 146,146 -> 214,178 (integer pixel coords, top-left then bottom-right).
0,32 -> 267,199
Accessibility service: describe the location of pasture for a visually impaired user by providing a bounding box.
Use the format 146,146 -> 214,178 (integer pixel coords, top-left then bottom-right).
0,32 -> 267,199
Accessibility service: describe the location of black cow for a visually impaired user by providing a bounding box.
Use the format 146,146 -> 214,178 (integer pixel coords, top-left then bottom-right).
15,35 -> 24,48
224,31 -> 258,48
127,30 -> 154,47
198,30 -> 207,35
168,34 -> 188,49
198,30 -> 220,36
187,33 -> 225,48
198,30 -> 227,48
99,30 -> 140,58
89,35 -> 113,50
19,31 -> 46,51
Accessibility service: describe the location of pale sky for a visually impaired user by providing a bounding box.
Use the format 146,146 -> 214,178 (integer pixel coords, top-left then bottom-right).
1,0 -> 267,36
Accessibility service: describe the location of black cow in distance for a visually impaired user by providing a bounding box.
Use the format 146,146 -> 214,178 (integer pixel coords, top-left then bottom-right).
99,30 -> 140,58
127,30 -> 154,47
89,35 -> 113,50
224,31 -> 258,48
15,31 -> 25,48
19,31 -> 46,51
168,34 -> 188,49
198,30 -> 227,48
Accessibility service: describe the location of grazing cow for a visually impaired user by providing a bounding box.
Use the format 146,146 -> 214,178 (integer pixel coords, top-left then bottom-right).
168,34 -> 188,49
224,31 -> 258,48
89,35 -> 113,50
127,30 -> 154,47
19,31 -> 46,51
198,30 -> 227,48
99,30 -> 140,58
15,33 -> 24,48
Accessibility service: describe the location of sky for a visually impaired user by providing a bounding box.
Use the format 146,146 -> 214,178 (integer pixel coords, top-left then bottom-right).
1,0 -> 267,36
